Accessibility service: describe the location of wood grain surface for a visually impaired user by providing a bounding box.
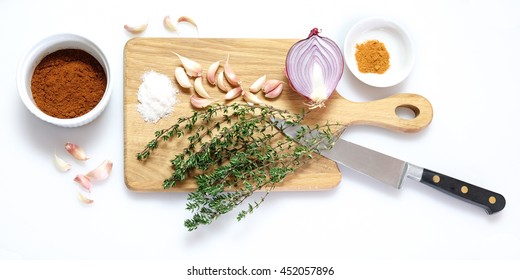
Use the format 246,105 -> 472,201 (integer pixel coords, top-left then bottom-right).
123,38 -> 433,192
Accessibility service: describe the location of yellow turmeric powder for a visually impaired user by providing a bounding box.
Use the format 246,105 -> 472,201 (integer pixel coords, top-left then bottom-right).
355,40 -> 390,74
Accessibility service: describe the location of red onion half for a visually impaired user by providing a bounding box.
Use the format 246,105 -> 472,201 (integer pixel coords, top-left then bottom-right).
285,28 -> 344,108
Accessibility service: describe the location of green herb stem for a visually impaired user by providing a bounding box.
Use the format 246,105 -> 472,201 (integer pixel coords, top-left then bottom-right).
136,103 -> 343,231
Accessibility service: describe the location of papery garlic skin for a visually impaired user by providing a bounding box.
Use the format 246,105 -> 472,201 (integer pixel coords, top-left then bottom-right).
242,91 -> 263,105
173,52 -> 202,78
175,67 -> 192,88
86,160 -> 113,181
177,16 -> 198,32
54,152 -> 72,172
224,56 -> 241,87
249,75 -> 266,93
78,192 -> 94,204
264,83 -> 283,99
74,174 -> 92,192
225,87 -> 243,101
190,95 -> 213,109
194,77 -> 211,98
124,23 -> 148,34
206,60 -> 221,86
263,79 -> 283,94
163,15 -> 177,32
217,71 -> 229,92
65,143 -> 89,161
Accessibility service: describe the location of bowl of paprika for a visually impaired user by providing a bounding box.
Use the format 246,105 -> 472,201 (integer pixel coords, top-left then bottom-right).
17,33 -> 112,127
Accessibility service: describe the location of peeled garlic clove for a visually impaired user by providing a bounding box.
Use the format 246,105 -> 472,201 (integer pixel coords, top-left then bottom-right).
264,83 -> 283,99
54,151 -> 72,172
173,52 -> 202,77
225,87 -> 243,100
263,79 -> 283,94
217,71 -> 229,92
78,192 -> 94,204
124,22 -> 148,34
249,74 -> 266,93
224,55 -> 241,87
86,160 -> 113,181
194,77 -> 211,98
65,142 -> 89,161
163,15 -> 177,32
243,91 -> 263,105
74,174 -> 92,192
190,95 -> 213,109
175,67 -> 192,88
177,16 -> 198,32
206,60 -> 221,86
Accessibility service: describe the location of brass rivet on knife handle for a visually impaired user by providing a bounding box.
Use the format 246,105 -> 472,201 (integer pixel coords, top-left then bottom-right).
420,168 -> 506,214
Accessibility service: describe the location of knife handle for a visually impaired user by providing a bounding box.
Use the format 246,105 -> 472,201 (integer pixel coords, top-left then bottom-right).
420,168 -> 506,214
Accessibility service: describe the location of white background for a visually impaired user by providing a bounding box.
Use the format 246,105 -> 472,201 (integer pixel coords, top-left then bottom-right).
1,0 -> 519,278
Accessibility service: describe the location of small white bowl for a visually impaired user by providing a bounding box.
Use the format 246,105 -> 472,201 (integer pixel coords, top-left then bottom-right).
344,17 -> 414,87
17,33 -> 112,127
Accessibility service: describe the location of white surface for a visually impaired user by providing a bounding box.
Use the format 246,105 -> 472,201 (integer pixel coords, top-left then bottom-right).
1,0 -> 519,271
344,16 -> 414,87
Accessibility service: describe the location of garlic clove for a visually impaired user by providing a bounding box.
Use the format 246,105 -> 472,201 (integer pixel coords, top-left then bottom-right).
264,83 -> 283,99
175,67 -> 192,88
74,174 -> 92,192
173,52 -> 202,78
78,192 -> 94,204
163,15 -> 177,32
225,87 -> 243,100
194,77 -> 211,98
206,60 -> 221,86
54,151 -> 72,172
224,55 -> 241,87
65,142 -> 89,161
124,22 -> 148,34
242,91 -> 263,105
177,16 -> 198,32
249,74 -> 267,93
263,79 -> 283,94
217,71 -> 229,92
85,160 -> 113,181
190,95 -> 213,109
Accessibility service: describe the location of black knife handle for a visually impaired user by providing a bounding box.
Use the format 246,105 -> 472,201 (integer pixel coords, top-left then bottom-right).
420,168 -> 506,214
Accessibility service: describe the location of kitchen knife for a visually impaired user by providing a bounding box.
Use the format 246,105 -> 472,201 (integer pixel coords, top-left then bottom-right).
273,118 -> 506,214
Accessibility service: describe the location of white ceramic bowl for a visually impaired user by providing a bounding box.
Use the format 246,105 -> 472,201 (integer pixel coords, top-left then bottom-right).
344,17 -> 414,87
17,33 -> 112,127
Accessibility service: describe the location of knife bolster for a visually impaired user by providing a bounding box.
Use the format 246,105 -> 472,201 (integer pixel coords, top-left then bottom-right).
405,163 -> 423,182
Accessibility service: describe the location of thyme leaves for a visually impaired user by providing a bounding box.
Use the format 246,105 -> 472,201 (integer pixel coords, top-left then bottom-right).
137,103 -> 342,231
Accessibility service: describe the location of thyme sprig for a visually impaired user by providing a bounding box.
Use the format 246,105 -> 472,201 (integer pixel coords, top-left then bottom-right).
137,103 -> 344,231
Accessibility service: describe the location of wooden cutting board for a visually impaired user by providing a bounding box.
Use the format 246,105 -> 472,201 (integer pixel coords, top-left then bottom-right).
123,38 -> 433,192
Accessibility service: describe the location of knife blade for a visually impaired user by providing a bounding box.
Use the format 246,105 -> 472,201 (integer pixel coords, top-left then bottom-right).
272,118 -> 506,214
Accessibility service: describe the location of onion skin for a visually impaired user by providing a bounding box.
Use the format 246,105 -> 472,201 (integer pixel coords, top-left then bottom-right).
285,28 -> 344,108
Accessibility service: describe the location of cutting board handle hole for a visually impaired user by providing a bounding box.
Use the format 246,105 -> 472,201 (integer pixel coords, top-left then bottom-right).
395,105 -> 419,120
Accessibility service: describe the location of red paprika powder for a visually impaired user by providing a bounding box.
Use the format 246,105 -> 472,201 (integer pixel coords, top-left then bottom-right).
31,49 -> 107,119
